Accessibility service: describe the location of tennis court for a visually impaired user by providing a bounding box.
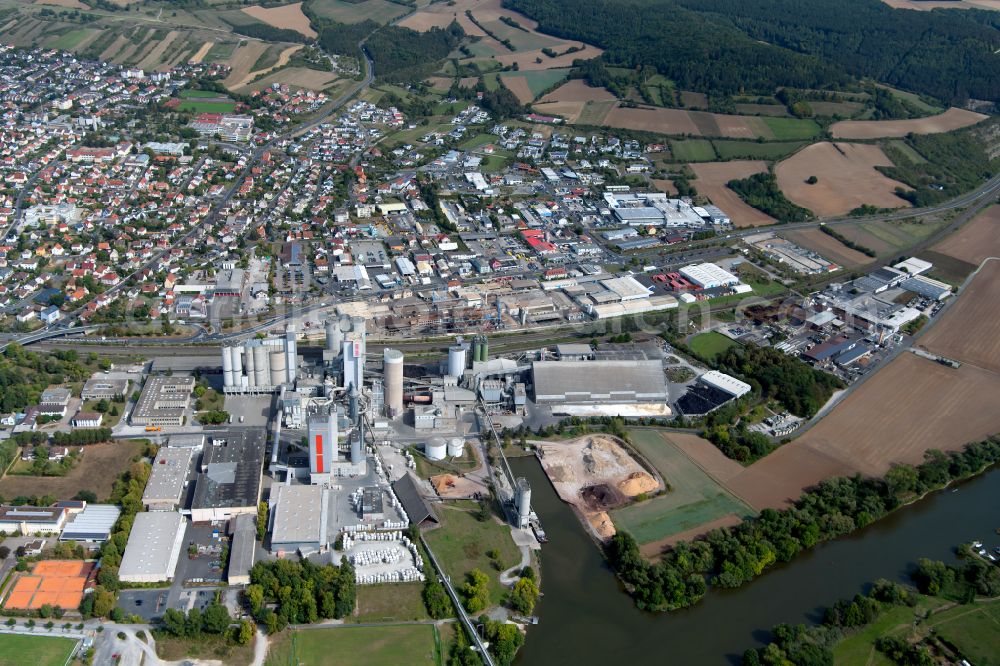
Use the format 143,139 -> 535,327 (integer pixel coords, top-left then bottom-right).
3,560 -> 92,610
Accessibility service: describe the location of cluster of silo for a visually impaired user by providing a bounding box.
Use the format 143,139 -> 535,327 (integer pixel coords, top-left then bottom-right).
220,328 -> 297,393
471,335 -> 489,363
447,437 -> 464,457
383,348 -> 404,418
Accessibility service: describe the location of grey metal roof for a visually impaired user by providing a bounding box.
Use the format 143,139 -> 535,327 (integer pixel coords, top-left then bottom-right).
59,504 -> 120,541
191,432 -> 265,511
119,512 -> 186,579
532,360 -> 668,403
228,513 -> 256,582
270,484 -> 326,546
392,473 -> 438,526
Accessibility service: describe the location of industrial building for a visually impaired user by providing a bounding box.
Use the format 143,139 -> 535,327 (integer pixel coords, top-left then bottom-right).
142,447 -> 196,511
679,263 -> 741,290
532,360 -> 668,404
699,371 -> 752,398
118,511 -> 186,583
269,484 -> 329,554
81,377 -> 130,401
59,504 -> 120,543
307,404 -> 366,484
0,506 -> 67,535
221,324 -> 298,395
130,376 -> 195,427
190,432 -> 265,523
227,513 -> 256,586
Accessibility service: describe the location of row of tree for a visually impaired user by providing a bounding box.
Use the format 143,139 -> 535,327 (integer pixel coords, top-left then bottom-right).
727,173 -> 813,224
606,438 -> 1000,612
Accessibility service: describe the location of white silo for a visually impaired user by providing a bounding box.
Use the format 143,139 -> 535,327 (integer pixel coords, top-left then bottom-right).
232,345 -> 243,383
269,349 -> 286,387
285,324 -> 297,383
383,348 -> 404,417
222,345 -> 234,388
253,344 -> 269,387
515,477 -> 531,529
325,319 -> 342,353
244,341 -> 256,387
425,437 -> 447,461
447,345 -> 467,378
447,437 -> 464,457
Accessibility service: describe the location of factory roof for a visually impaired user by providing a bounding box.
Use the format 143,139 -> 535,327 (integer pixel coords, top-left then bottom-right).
0,505 -> 65,525
893,257 -> 933,276
392,473 -> 438,526
679,263 -> 740,287
118,512 -> 186,580
600,276 -> 651,301
271,484 -> 326,545
191,432 -> 265,512
60,504 -> 120,541
532,359 -> 668,402
228,513 -> 256,581
699,370 -> 752,398
143,447 -> 195,506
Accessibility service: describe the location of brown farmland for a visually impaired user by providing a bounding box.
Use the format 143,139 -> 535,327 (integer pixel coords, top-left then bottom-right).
690,161 -> 775,227
931,205 -> 1000,266
775,142 -> 911,217
222,41 -> 270,90
830,107 -> 987,139
242,3 -> 317,38
538,79 -> 615,103
0,441 -> 145,502
918,259 -> 1000,373
602,105 -> 701,136
499,75 -> 534,104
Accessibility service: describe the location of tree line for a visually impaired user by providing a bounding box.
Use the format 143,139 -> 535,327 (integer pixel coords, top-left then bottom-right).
606,438 -> 1000,612
245,558 -> 356,633
727,173 -> 813,224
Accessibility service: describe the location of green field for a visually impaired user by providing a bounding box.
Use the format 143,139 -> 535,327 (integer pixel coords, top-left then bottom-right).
353,583 -> 429,623
885,139 -> 927,164
712,140 -> 807,161
577,100 -> 616,125
180,89 -> 227,99
266,625 -> 440,666
669,139 -> 717,162
500,68 -> 571,98
424,501 -> 520,605
457,133 -> 497,151
0,634 -> 78,666
178,100 -> 237,113
762,117 -> 822,140
876,85 -> 943,114
927,598 -> 1000,666
308,0 -> 409,24
51,28 -> 94,51
610,430 -> 755,546
688,331 -> 738,359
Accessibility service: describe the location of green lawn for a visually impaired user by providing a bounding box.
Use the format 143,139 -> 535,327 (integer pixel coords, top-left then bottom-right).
688,331 -> 738,359
610,430 -> 755,546
762,117 -> 822,140
712,140 -> 807,161
885,139 -> 927,164
669,139 -> 717,162
424,501 -> 520,605
353,583 -> 429,623
180,89 -> 224,99
51,28 -> 93,51
178,100 -> 237,113
500,68 -> 571,98
927,598 -> 1000,666
0,634 -> 78,666
457,133 -> 497,151
266,625 -> 440,666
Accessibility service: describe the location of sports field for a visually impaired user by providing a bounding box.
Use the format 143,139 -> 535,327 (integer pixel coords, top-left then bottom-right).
610,430 -> 755,555
178,100 -> 237,113
0,634 -> 78,666
688,331 -> 737,359
265,625 -> 440,666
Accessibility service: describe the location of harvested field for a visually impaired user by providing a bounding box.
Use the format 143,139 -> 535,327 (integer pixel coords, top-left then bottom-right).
532,101 -> 584,123
830,107 -> 987,139
784,227 -> 873,268
918,250 -> 978,286
242,3 -> 317,38
137,30 -> 179,71
603,105 -> 701,136
919,259 -> 1000,373
734,103 -> 788,117
500,76 -> 535,104
189,41 -> 213,63
539,434 -> 661,540
538,79 -> 615,103
609,430 -> 754,554
651,178 -> 678,195
99,35 -> 129,62
426,76 -> 453,92
0,440 -> 145,502
494,45 -> 602,71
576,100 -> 616,125
239,65 -> 337,92
931,205 -> 1000,266
775,142 -> 911,217
680,91 -> 708,108
689,161 -> 775,227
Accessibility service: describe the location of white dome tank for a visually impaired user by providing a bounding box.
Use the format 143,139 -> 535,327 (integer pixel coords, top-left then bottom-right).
425,437 -> 447,461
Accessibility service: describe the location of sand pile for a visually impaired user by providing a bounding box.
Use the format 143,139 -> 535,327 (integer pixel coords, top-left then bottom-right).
582,437 -> 629,476
618,471 -> 658,497
431,474 -> 457,493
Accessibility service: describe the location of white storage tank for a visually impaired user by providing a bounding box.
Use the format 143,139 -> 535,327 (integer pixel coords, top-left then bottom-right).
269,349 -> 286,387
222,345 -> 234,388
425,437 -> 447,461
515,477 -> 531,529
447,345 -> 467,378
243,342 -> 256,386
253,344 -> 269,387
448,437 -> 464,457
383,348 -> 404,417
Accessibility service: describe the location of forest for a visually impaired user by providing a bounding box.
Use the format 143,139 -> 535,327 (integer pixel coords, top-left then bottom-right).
503,0 -> 1000,103
727,173 -> 814,224
246,558 -> 356,633
606,438 -> 1000,613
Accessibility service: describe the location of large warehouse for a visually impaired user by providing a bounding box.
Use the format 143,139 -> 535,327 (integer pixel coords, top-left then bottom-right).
190,432 -> 265,523
143,446 -> 195,511
679,263 -> 740,289
269,484 -> 330,555
118,512 -> 186,583
532,360 -> 668,404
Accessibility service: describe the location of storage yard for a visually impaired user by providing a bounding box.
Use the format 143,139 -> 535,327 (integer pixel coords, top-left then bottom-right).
537,434 -> 661,540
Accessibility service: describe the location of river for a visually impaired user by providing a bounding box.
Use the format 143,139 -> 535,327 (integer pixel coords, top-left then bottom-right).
509,457 -> 1000,665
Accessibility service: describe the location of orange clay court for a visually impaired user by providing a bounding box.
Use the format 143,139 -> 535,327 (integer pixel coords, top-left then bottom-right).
3,560 -> 93,611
